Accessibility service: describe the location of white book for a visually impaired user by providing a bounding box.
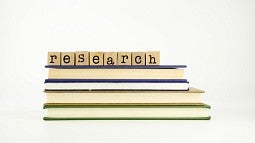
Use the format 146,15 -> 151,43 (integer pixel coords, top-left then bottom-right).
44,79 -> 189,90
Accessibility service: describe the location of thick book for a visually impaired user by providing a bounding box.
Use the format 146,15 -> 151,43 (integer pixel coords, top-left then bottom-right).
44,79 -> 189,90
43,103 -> 211,120
46,65 -> 186,79
44,87 -> 203,104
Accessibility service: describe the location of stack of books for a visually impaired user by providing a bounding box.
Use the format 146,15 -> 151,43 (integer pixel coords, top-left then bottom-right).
44,68 -> 210,120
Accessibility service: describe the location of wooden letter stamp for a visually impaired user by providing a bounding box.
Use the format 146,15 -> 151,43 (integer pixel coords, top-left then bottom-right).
104,52 -> 117,65
117,52 -> 131,65
76,51 -> 89,65
132,52 -> 145,65
146,51 -> 160,65
61,52 -> 75,66
47,52 -> 61,65
90,52 -> 103,65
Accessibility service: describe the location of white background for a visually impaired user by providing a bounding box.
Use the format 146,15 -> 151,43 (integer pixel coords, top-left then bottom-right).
0,0 -> 255,142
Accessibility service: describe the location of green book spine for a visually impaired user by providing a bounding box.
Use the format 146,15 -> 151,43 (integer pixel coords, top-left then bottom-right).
43,104 -> 211,109
43,116 -> 211,120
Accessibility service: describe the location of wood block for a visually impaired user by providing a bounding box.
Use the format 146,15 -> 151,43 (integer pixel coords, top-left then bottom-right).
76,51 -> 89,65
132,52 -> 145,65
117,52 -> 132,65
61,52 -> 75,66
146,51 -> 160,65
104,52 -> 117,65
47,52 -> 61,65
90,52 -> 103,65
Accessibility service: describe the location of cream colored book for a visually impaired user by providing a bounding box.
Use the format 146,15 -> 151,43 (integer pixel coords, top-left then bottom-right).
43,103 -> 211,120
45,87 -> 204,104
48,68 -> 184,79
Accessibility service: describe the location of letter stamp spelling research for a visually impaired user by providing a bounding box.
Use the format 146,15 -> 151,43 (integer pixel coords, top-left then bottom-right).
48,51 -> 159,66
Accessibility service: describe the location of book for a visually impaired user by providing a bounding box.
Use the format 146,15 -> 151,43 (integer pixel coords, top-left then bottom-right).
44,79 -> 189,90
43,103 -> 211,120
44,87 -> 203,104
46,65 -> 186,79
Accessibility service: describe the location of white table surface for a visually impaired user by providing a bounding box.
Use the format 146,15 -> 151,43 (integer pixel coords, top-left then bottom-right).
1,105 -> 255,143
